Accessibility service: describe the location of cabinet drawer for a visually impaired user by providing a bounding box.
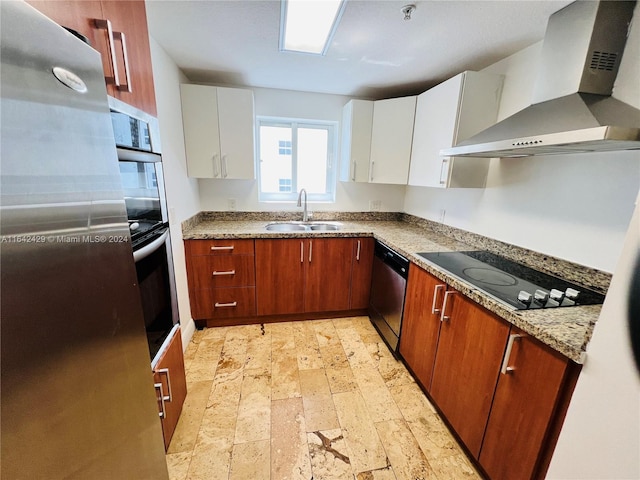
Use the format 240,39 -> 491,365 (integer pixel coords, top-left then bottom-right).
190,256 -> 255,289
193,287 -> 256,319
187,239 -> 255,256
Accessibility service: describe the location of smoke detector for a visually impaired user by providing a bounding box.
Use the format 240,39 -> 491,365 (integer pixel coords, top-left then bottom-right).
401,4 -> 416,21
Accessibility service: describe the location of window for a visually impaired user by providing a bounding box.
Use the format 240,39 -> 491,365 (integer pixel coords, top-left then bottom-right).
256,117 -> 337,202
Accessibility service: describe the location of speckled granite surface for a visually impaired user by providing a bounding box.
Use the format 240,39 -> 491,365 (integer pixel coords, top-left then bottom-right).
182,212 -> 609,364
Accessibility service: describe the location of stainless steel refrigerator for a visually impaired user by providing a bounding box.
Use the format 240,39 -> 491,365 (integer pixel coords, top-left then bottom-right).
1,2 -> 169,478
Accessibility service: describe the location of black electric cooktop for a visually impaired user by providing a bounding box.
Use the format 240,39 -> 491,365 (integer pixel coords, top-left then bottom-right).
417,251 -> 605,310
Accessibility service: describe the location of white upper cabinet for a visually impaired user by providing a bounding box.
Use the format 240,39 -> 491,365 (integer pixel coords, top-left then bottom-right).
339,99 -> 373,183
180,84 -> 255,179
408,71 -> 503,188
369,96 -> 417,185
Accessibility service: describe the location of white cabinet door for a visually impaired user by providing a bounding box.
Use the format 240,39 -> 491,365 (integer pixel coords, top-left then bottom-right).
339,99 -> 373,183
180,84 -> 221,178
369,96 -> 416,185
181,85 -> 256,180
217,87 -> 255,180
408,71 -> 503,188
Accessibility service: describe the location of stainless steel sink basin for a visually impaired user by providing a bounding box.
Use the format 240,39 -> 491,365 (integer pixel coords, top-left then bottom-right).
265,221 -> 342,232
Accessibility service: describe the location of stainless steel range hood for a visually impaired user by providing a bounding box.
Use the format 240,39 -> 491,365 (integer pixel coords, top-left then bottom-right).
442,0 -> 640,158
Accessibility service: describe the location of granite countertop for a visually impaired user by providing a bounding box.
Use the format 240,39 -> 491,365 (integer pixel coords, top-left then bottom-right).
182,212 -> 609,364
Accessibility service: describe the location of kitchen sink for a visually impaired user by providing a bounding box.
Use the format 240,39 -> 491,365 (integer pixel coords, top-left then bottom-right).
265,221 -> 341,232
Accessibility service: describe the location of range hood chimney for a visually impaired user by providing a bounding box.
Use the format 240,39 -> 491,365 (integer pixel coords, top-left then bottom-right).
442,0 -> 640,158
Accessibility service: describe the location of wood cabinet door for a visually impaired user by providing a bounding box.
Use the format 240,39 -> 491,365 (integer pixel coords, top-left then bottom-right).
398,266 -> 446,390
154,327 -> 187,450
100,1 -> 157,116
430,290 -> 510,458
305,238 -> 352,313
350,237 -> 374,309
479,328 -> 570,480
255,239 -> 305,315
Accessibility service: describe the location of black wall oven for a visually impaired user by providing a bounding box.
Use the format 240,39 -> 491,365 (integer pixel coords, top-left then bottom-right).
111,101 -> 179,362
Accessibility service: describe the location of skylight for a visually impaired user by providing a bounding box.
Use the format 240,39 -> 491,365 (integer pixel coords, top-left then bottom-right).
279,0 -> 346,55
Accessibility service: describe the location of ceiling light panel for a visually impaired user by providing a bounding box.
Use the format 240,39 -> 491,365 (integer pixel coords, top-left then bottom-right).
280,0 -> 346,55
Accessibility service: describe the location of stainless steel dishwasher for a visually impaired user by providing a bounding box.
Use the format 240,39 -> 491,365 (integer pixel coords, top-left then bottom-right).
368,241 -> 410,354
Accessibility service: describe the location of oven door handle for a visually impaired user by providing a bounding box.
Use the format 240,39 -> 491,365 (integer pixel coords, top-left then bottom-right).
133,229 -> 169,263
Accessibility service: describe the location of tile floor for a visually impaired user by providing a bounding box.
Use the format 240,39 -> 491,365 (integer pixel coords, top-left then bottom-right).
166,316 -> 482,480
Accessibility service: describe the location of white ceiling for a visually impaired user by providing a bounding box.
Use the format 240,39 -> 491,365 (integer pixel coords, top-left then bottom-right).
146,0 -> 572,99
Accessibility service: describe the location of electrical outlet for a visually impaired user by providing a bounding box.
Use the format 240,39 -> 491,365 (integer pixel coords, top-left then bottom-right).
227,198 -> 237,211
369,200 -> 382,212
439,209 -> 446,223
169,207 -> 176,225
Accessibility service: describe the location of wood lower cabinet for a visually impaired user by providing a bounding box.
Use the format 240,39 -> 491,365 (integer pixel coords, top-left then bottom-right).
479,327 -> 576,480
255,239 -> 305,316
398,265 -> 446,390
153,327 -> 187,450
350,238 -> 375,309
429,287 -> 511,458
26,0 -> 157,116
255,238 -> 354,315
400,262 -> 581,480
185,239 -> 256,321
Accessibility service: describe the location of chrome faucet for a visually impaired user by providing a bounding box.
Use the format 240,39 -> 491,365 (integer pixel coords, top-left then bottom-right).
296,188 -> 309,222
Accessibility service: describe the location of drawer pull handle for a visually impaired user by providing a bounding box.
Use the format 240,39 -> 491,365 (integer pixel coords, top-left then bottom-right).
212,270 -> 236,276
211,245 -> 234,251
113,31 -> 132,92
356,240 -> 361,261
431,284 -> 445,314
156,368 -> 172,402
215,301 -> 238,308
440,290 -> 457,322
154,382 -> 166,419
500,334 -> 523,374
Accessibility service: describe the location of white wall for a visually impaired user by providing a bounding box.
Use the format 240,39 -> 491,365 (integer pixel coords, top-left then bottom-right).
547,191 -> 640,479
196,87 -> 407,213
149,37 -> 200,346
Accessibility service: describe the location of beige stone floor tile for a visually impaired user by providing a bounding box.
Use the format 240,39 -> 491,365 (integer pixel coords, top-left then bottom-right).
332,390 -> 388,474
229,439 -> 270,480
234,371 -> 271,444
312,319 -> 342,347
355,466 -> 397,479
351,367 -> 403,422
366,342 -> 416,388
202,325 -> 230,341
295,322 -> 324,370
307,429 -> 353,480
199,370 -> 243,442
376,419 -> 437,480
271,347 -> 302,400
186,339 -> 224,384
167,380 -> 213,454
269,322 -> 297,350
271,398 -> 312,480
319,343 -> 350,369
245,330 -> 272,375
336,326 -> 377,369
186,436 -> 232,480
428,453 -> 482,479
169,319 -> 480,480
325,366 -> 358,394
165,451 -> 191,480
299,368 -> 340,432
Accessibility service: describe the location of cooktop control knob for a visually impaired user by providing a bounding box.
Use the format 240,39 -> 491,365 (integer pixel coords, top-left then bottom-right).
518,290 -> 533,305
549,288 -> 565,302
565,288 -> 580,301
534,289 -> 549,304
